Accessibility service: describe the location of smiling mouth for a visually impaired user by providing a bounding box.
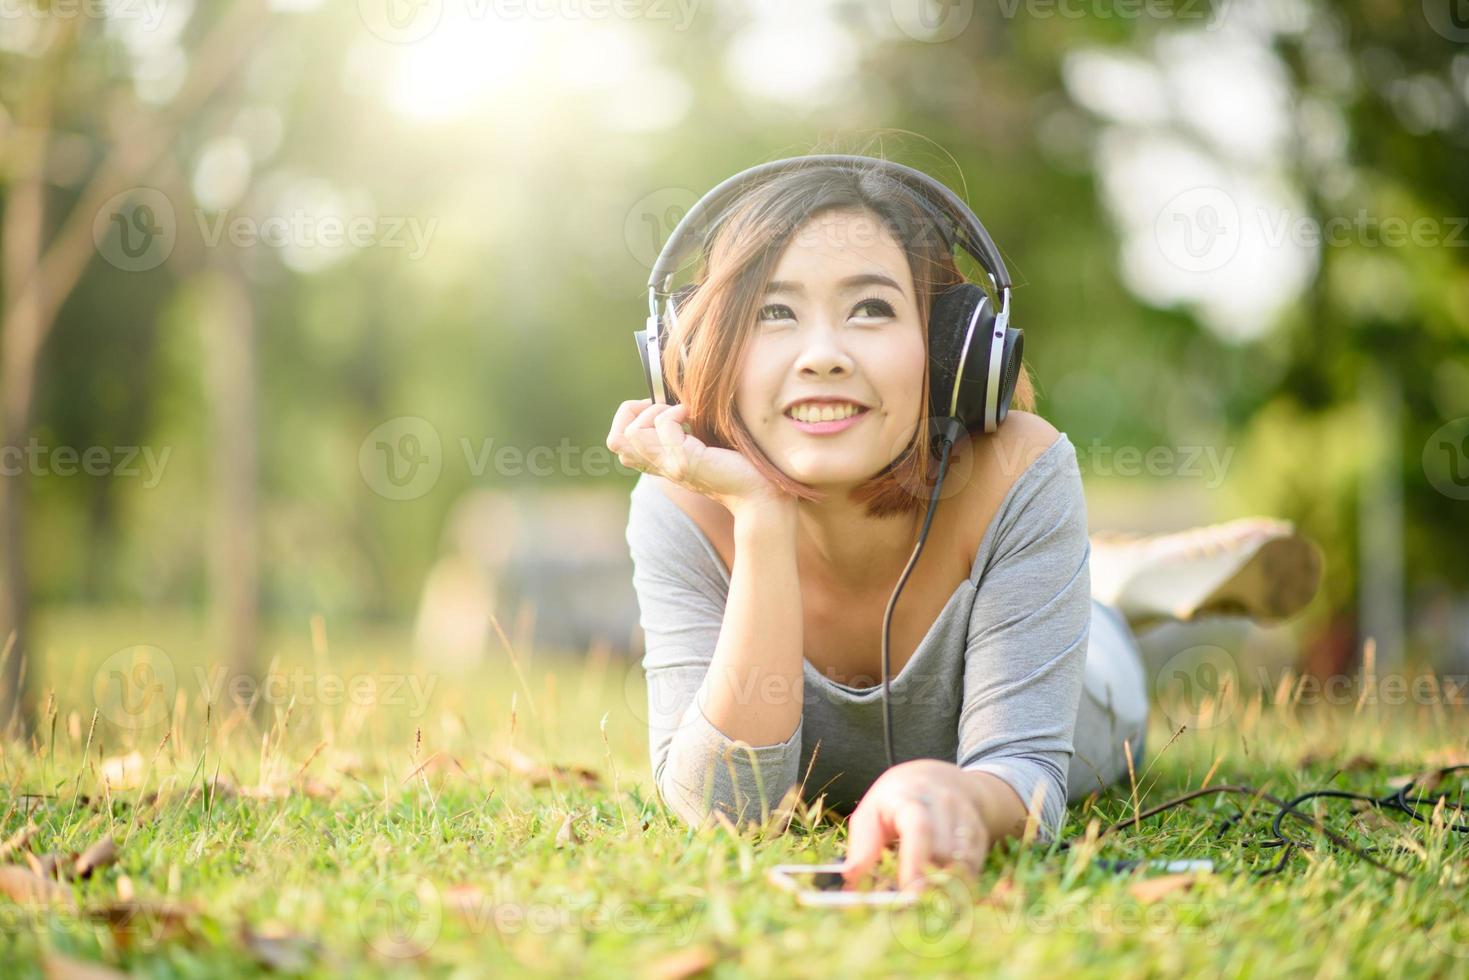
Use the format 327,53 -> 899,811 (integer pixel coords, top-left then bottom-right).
783,405 -> 871,434
783,404 -> 870,423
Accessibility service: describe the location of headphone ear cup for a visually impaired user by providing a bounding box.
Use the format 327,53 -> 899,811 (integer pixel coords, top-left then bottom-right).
927,283 -> 1024,437
635,285 -> 699,406
994,327 -> 1024,427
927,283 -> 994,431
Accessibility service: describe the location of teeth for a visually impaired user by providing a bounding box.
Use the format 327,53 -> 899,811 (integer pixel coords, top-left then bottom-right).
788,402 -> 863,423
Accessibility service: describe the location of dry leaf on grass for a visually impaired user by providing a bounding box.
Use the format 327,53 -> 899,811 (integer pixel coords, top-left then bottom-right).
0,864 -> 75,905
0,821 -> 38,861
1296,749 -> 1380,772
72,837 -> 118,879
1127,872 -> 1202,903
1425,747 -> 1469,767
496,748 -> 603,789
41,952 -> 127,980
555,812 -> 584,848
1387,770 -> 1446,795
26,851 -> 62,880
241,921 -> 322,973
646,944 -> 720,980
91,898 -> 197,949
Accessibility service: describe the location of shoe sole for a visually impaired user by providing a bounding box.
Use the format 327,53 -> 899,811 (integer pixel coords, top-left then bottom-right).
1185,533 -> 1324,624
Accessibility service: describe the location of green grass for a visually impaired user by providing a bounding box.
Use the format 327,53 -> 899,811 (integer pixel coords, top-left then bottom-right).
2,607 -> 1467,977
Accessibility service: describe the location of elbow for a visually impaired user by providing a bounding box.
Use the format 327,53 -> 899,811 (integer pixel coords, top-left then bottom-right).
652,742 -> 801,831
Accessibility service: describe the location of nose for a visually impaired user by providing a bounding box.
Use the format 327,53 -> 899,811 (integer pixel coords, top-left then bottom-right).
792,318 -> 855,380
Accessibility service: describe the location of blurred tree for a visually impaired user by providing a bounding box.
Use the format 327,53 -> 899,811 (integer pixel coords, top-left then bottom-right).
0,0 -> 274,729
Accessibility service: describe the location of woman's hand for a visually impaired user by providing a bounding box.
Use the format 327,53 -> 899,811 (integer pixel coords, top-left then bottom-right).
606,398 -> 789,514
841,759 -> 992,891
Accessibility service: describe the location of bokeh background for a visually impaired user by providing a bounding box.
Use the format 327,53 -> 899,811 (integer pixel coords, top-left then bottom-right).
2,0 -> 1467,729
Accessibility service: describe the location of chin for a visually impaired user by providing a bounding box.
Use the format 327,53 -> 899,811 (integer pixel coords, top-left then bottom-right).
777,455 -> 880,490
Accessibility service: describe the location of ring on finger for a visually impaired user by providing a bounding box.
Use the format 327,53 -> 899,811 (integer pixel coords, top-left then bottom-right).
901,790 -> 935,809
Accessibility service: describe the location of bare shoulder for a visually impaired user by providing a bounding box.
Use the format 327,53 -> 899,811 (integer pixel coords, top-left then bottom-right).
955,411 -> 1064,564
977,411 -> 1062,480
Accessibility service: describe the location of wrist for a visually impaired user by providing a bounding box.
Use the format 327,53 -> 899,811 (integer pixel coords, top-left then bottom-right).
957,767 -> 1031,842
729,495 -> 797,537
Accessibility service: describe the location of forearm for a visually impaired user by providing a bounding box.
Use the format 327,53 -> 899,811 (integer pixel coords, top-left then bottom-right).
959,769 -> 1033,844
692,498 -> 804,747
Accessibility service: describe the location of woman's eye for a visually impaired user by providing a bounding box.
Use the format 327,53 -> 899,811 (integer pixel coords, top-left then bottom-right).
852,297 -> 896,319
758,303 -> 795,322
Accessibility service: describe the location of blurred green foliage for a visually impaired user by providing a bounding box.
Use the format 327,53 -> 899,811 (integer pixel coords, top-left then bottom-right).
2,0 -> 1465,667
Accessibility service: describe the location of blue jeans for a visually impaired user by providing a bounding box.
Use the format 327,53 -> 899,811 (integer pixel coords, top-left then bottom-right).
1066,599 -> 1150,802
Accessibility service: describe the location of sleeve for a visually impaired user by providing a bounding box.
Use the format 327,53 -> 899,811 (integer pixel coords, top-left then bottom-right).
956,442 -> 1091,845
624,479 -> 803,828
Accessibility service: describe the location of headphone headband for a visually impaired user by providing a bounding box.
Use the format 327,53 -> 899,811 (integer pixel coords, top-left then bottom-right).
646,154 -> 1012,297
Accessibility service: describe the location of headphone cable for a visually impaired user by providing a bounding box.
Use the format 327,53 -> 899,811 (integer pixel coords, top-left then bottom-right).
882,417 -> 965,771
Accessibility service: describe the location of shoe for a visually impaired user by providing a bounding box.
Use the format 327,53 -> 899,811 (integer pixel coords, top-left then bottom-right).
1090,517 -> 1324,631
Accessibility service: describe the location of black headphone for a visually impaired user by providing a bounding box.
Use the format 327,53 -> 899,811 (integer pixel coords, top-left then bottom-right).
634,154 -> 1025,445
633,155 -> 1026,771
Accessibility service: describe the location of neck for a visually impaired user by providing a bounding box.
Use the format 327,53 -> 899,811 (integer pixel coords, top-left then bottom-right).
794,491 -> 924,595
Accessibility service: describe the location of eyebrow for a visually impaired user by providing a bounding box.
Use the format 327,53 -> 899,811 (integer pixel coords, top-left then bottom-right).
763,273 -> 905,297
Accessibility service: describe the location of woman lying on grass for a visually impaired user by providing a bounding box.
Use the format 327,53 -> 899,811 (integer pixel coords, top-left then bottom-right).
606,157 -> 1321,891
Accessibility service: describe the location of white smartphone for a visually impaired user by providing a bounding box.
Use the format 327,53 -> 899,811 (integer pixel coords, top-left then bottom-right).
766,863 -> 919,908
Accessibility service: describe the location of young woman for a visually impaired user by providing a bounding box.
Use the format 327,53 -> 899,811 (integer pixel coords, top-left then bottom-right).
606,159 -> 1321,890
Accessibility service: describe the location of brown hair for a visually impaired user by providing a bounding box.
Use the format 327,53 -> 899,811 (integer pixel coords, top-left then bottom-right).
661,157 -> 1036,519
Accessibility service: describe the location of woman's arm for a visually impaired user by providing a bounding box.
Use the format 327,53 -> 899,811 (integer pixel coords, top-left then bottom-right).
843,434 -> 1091,887
628,482 -> 807,828
954,434 -> 1090,845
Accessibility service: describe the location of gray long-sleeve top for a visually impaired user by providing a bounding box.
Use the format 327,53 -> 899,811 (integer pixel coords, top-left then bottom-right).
624,432 -> 1091,843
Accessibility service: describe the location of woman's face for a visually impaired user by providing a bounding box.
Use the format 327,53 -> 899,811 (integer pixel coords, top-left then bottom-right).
735,207 -> 927,492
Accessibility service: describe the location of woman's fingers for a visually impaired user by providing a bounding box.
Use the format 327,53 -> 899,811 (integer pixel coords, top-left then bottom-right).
840,802 -> 891,883
893,799 -> 935,891
651,405 -> 691,477
606,398 -> 652,452
615,400 -> 679,472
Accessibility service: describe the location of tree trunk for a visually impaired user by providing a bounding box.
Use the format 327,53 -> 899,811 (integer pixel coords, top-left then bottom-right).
201,262 -> 261,692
